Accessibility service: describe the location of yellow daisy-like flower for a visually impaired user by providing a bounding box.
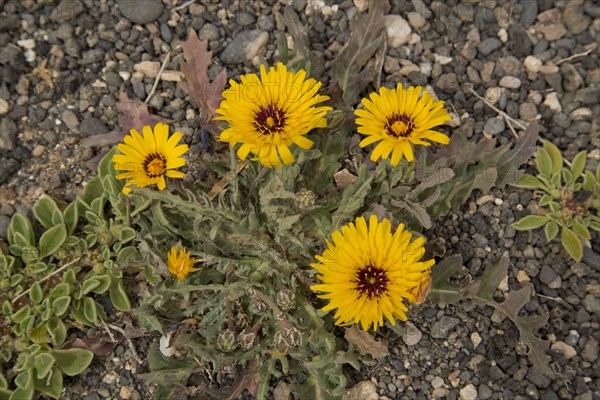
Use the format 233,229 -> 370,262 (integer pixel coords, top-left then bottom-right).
354,84 -> 451,166
112,123 -> 189,194
215,62 -> 332,168
311,215 -> 435,331
167,246 -> 199,284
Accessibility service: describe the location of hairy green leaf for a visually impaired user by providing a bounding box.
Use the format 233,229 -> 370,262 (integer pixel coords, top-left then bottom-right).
542,140 -> 563,175
544,221 -> 559,242
50,349 -> 94,376
110,277 -> 131,312
33,367 -> 62,399
570,151 -> 587,179
8,214 -> 34,248
33,196 -> 63,230
39,224 -> 67,259
561,227 -> 582,261
512,215 -> 548,230
512,173 -> 546,190
572,222 -> 591,241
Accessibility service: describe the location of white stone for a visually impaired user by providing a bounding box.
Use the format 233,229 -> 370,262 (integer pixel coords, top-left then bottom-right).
245,31 -> 269,61
0,99 -> 9,115
524,55 -> 542,73
434,53 -> 453,65
402,322 -> 422,346
551,341 -> 577,359
385,15 -> 412,48
134,61 -> 161,78
543,92 -> 562,113
484,87 -> 505,105
570,107 -> 593,121
494,198 -> 504,205
499,76 -> 522,89
498,28 -> 508,42
118,71 -> 131,81
161,70 -> 184,82
431,376 -> 444,389
17,38 -> 35,49
348,380 -> 379,400
407,12 -> 426,29
471,332 -> 482,348
353,0 -> 369,12
460,384 -> 478,400
24,49 -> 36,63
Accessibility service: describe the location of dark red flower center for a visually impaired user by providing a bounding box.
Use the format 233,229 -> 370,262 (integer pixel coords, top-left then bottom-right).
354,265 -> 389,299
255,104 -> 286,135
143,153 -> 166,178
385,113 -> 416,137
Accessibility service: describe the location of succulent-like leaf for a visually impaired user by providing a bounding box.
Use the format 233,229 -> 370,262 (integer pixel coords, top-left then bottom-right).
536,147 -> 553,177
33,367 -> 62,399
570,151 -> 587,178
39,224 -> 67,259
544,221 -> 559,242
29,282 -> 43,305
572,222 -> 591,241
512,173 -> 546,190
561,227 -> 583,261
8,384 -> 33,400
52,296 -> 71,317
512,215 -> 548,230
542,140 -> 563,175
33,353 -> 55,380
8,214 -> 34,248
47,317 -> 67,347
50,349 -> 94,376
33,197 -> 63,230
83,297 -> 98,324
110,277 -> 131,312
14,369 -> 33,390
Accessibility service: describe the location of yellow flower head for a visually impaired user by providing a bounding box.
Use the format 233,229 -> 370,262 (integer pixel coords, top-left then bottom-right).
215,62 -> 332,168
354,84 -> 451,166
167,246 -> 198,284
112,123 -> 189,194
311,215 -> 435,331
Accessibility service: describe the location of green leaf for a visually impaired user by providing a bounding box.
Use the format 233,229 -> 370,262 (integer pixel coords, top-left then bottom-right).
49,283 -> 70,301
83,297 -> 98,324
535,147 -> 553,177
33,353 -> 55,380
29,282 -> 43,304
47,317 -> 67,347
109,278 -> 131,311
512,215 -> 548,230
571,223 -> 591,240
12,305 -> 31,324
82,278 -> 101,295
52,296 -> 71,317
9,385 -> 33,400
119,227 -> 136,243
15,369 -> 33,390
542,140 -> 563,174
8,214 -> 34,248
92,275 -> 112,294
33,367 -> 62,399
582,171 -> 596,191
98,147 -> 118,181
33,196 -> 63,230
544,221 -> 559,242
570,151 -> 586,178
39,224 -> 67,259
512,173 -> 546,190
539,194 -> 553,206
561,227 -> 583,261
63,202 -> 79,235
50,348 -> 94,376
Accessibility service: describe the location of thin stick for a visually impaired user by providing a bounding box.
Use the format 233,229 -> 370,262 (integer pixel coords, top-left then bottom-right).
107,323 -> 143,365
502,114 -> 519,139
12,257 -> 81,304
555,48 -> 594,66
145,53 -> 170,104
100,320 -> 116,343
207,161 -> 248,200
173,0 -> 196,11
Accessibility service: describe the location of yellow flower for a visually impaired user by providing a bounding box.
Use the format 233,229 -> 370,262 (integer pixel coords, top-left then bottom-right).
167,246 -> 199,284
354,84 -> 451,166
215,63 -> 332,168
112,123 -> 189,194
311,215 -> 435,331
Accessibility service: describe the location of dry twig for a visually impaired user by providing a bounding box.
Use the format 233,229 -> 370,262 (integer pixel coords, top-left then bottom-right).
145,53 -> 171,104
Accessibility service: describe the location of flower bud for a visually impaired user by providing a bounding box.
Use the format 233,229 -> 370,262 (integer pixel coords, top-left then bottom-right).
276,289 -> 296,311
251,298 -> 267,314
238,331 -> 257,350
294,189 -> 316,209
274,325 -> 302,355
217,329 -> 237,353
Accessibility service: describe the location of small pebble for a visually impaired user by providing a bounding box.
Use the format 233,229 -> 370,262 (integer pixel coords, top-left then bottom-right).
460,384 -> 478,400
32,145 -> 46,157
551,341 -> 577,359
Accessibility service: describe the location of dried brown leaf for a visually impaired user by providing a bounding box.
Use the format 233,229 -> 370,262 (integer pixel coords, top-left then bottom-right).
117,92 -> 172,135
67,335 -> 115,356
180,29 -> 227,133
344,326 -> 389,362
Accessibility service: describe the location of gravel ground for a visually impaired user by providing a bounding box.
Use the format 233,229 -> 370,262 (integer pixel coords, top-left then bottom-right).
1,0 -> 599,399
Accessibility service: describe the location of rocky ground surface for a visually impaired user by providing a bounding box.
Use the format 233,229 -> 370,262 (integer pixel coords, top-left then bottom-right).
1,0 -> 599,399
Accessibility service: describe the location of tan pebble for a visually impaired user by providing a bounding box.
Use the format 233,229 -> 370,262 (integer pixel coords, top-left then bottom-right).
32,145 -> 46,157
119,386 -> 132,399
516,270 -> 530,283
